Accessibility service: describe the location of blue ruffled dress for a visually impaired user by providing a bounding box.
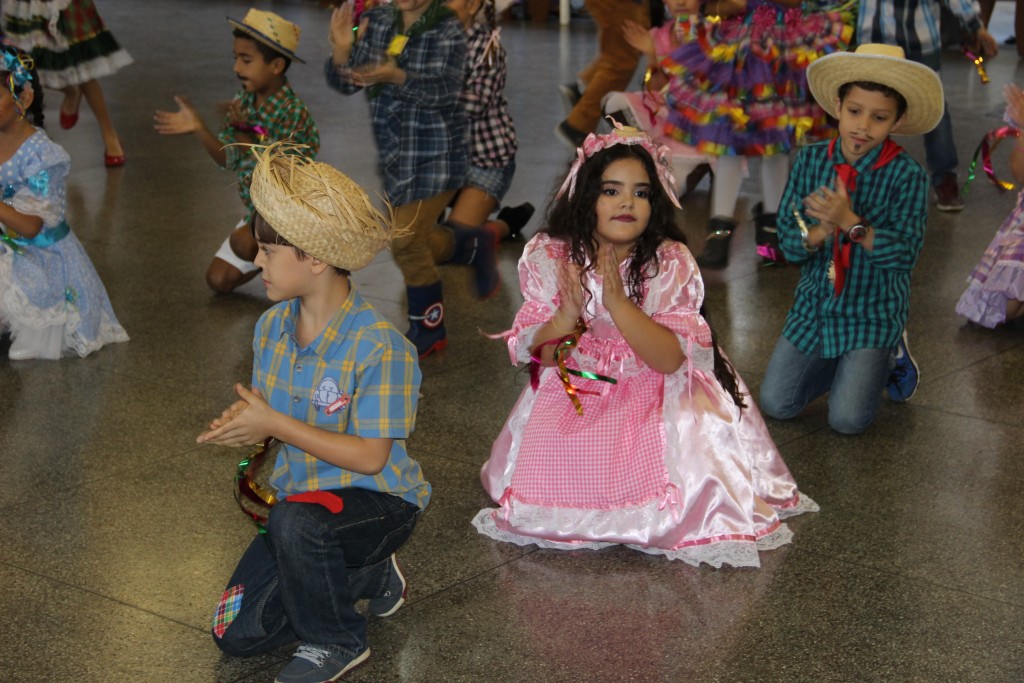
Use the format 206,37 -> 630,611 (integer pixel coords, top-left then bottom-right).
0,129 -> 128,359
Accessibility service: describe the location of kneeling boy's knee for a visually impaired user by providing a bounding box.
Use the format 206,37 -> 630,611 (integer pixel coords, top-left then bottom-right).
828,410 -> 871,435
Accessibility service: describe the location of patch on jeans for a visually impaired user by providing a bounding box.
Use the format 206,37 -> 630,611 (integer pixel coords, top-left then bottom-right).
212,584 -> 244,638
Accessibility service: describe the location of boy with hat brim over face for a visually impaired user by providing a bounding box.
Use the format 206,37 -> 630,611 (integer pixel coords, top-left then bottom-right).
758,44 -> 943,435
197,145 -> 428,683
154,9 -> 320,296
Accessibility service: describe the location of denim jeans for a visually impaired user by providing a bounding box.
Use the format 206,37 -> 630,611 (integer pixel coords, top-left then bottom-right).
908,51 -> 957,185
759,336 -> 892,435
213,488 -> 420,658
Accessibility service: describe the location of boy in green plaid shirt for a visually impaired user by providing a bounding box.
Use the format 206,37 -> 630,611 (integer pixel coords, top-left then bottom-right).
759,45 -> 943,435
154,9 -> 320,294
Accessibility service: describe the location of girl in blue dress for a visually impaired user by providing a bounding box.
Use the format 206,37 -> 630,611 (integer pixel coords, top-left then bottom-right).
0,48 -> 127,360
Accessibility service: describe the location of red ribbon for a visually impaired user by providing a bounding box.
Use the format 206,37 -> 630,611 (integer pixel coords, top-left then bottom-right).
825,138 -> 903,297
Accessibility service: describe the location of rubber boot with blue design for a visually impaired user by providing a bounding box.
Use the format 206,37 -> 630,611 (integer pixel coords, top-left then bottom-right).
406,282 -> 447,359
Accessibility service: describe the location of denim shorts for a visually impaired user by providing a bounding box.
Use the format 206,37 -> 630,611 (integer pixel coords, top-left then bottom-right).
466,160 -> 516,202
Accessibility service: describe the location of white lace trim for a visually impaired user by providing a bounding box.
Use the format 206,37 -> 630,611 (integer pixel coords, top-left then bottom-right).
0,256 -> 128,358
37,51 -> 133,90
471,510 -> 801,569
777,493 -> 819,519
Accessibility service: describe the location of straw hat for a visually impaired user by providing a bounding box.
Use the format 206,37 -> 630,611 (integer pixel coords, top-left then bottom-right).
250,143 -> 404,271
227,9 -> 305,64
807,43 -> 944,136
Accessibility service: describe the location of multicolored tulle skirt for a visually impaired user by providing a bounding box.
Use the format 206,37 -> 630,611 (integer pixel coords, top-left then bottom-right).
662,3 -> 852,157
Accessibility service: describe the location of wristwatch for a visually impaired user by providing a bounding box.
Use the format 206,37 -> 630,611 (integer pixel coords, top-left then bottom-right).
846,223 -> 868,243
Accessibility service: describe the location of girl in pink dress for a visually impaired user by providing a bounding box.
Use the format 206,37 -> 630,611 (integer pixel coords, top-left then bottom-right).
472,125 -> 817,568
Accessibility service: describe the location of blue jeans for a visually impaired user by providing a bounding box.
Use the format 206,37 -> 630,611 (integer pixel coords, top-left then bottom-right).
213,488 -> 420,658
909,51 -> 957,185
759,336 -> 892,435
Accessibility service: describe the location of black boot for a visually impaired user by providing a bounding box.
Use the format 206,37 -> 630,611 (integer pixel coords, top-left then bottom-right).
406,282 -> 447,359
447,223 -> 500,298
753,202 -> 786,265
496,202 -> 535,241
696,216 -> 736,269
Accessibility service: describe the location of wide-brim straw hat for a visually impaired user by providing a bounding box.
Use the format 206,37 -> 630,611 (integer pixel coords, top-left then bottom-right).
227,9 -> 305,64
807,43 -> 944,136
250,143 -> 404,271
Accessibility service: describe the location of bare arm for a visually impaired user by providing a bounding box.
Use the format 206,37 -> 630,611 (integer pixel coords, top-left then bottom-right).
0,202 -> 44,239
153,96 -> 227,167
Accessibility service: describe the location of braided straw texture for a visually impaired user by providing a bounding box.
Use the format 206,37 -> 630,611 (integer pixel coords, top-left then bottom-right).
250,142 -> 404,270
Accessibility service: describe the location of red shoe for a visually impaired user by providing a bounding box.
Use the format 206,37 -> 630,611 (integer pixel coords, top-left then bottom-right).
59,110 -> 79,130
104,152 -> 126,168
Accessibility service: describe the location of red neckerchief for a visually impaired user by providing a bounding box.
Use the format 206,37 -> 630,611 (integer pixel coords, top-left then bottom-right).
826,138 -> 903,297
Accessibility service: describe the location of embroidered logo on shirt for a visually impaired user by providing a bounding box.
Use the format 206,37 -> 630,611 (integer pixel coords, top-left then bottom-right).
312,377 -> 347,414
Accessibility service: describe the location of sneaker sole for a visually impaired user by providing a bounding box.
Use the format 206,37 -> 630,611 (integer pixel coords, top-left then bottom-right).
329,648 -> 371,682
274,648 -> 371,683
935,203 -> 964,212
371,556 -> 408,618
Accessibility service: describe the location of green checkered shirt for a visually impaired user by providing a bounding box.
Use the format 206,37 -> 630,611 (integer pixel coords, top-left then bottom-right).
218,81 -> 320,219
776,140 -> 929,358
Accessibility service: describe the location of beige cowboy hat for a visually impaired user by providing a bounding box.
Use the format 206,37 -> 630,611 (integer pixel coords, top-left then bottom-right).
227,9 -> 305,64
250,143 -> 405,271
807,43 -> 945,136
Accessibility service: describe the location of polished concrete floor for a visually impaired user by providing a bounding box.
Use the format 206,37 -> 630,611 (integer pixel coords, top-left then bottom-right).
1,1 -> 1023,681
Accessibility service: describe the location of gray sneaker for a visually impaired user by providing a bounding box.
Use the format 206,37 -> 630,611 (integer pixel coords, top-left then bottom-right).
368,554 -> 407,617
276,644 -> 369,683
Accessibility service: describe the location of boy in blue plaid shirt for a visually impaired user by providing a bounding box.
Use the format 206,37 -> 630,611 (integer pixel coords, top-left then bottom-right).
759,45 -> 943,435
326,0 -> 500,360
198,146 -> 427,683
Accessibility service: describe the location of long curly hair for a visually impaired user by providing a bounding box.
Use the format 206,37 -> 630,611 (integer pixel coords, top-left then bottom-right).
541,143 -> 746,409
543,144 -> 684,305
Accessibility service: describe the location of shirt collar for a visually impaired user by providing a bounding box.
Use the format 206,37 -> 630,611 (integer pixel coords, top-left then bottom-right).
278,284 -> 359,358
239,80 -> 293,117
831,137 -> 888,174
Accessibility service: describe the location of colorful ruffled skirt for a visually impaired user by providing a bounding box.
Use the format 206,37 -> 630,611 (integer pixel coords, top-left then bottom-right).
2,0 -> 132,89
662,4 -> 852,157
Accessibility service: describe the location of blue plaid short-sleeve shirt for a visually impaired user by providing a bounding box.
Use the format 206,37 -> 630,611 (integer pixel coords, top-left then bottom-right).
252,288 -> 429,509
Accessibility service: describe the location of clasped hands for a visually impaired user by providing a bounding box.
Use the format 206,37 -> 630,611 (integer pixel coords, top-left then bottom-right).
801,174 -> 859,236
197,383 -> 273,447
554,243 -> 632,329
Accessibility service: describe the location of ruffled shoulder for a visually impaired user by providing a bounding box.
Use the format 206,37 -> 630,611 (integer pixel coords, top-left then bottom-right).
16,130 -> 71,187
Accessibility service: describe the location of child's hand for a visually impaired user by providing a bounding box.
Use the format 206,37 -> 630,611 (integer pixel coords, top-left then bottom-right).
1006,83 -> 1024,129
598,243 -> 629,313
330,2 -> 356,51
350,58 -> 404,87
554,257 -> 584,328
622,20 -> 655,60
153,96 -> 201,135
197,384 -> 273,447
802,174 -> 858,231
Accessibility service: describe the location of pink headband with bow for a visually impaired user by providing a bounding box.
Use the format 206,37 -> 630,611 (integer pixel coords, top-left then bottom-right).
556,121 -> 682,210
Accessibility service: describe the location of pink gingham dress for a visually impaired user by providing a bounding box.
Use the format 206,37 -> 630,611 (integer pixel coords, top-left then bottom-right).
472,234 -> 817,568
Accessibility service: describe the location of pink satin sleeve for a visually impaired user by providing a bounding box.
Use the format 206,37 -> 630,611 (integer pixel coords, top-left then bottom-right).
506,234 -> 568,365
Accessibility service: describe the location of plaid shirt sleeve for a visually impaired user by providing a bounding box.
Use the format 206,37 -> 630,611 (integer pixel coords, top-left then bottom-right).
350,327 -> 420,439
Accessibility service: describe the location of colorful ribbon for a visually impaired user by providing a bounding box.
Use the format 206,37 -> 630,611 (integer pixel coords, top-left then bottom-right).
529,320 -> 616,416
234,439 -> 278,532
963,47 -> 990,85
964,125 -> 1021,196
